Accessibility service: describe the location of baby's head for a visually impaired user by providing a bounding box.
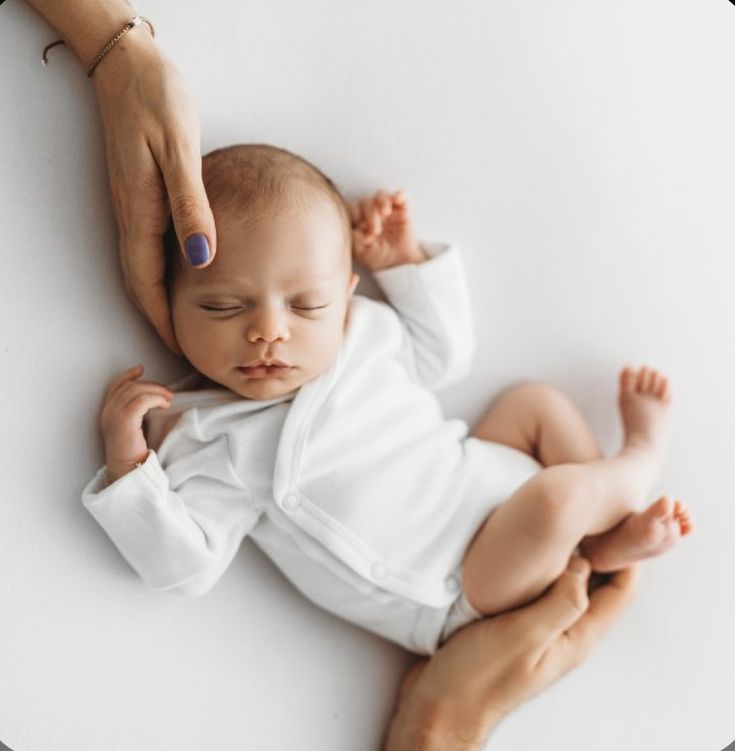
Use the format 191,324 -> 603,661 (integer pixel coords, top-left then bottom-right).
165,143 -> 359,400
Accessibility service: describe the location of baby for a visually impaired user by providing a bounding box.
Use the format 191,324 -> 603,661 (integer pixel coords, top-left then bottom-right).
82,143 -> 692,655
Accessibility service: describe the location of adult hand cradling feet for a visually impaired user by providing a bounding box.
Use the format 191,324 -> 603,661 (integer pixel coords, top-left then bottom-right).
384,558 -> 639,751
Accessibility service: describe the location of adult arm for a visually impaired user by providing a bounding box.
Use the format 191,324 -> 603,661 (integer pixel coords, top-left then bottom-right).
26,0 -> 216,354
384,557 -> 639,750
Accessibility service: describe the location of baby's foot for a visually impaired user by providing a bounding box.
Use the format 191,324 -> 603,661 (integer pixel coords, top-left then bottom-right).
618,365 -> 673,466
581,495 -> 692,572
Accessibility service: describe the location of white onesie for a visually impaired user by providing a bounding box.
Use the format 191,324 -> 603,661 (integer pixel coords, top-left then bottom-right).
81,242 -> 541,655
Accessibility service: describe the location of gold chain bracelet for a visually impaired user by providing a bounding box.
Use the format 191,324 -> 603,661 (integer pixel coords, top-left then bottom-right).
41,16 -> 155,78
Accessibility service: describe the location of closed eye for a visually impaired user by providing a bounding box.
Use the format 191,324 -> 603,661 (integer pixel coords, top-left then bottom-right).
199,304 -> 329,312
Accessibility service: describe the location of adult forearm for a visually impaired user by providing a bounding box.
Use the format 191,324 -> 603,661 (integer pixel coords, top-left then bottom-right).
25,0 -> 141,66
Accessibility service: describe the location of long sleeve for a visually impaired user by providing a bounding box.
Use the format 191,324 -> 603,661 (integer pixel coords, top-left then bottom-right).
371,242 -> 476,390
81,436 -> 260,598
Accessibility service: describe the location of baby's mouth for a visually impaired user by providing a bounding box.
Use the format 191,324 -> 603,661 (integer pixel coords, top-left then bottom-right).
236,364 -> 294,379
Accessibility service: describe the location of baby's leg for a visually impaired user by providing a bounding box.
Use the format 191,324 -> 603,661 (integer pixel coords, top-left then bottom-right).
470,382 -> 603,466
462,366 -> 674,615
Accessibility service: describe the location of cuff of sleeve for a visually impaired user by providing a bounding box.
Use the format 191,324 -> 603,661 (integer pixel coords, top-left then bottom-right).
372,241 -> 456,296
82,450 -> 167,507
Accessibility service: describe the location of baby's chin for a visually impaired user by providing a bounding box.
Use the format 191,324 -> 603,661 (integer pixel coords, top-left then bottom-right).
233,380 -> 300,401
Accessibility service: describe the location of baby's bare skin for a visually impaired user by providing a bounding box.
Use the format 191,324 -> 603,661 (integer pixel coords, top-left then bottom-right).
579,367 -> 692,571
581,495 -> 692,572
462,365 -> 692,616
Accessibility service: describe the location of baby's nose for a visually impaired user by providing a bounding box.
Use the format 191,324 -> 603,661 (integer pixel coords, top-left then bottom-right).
246,308 -> 290,343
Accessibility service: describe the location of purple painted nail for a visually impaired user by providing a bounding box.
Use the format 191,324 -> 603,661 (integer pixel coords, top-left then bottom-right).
185,234 -> 210,266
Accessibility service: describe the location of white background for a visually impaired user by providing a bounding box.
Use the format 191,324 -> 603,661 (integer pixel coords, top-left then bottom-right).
1,1 -> 734,749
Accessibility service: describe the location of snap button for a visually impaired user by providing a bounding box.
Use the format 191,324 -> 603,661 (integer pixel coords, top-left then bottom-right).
282,491 -> 301,511
445,575 -> 460,593
370,562 -> 387,580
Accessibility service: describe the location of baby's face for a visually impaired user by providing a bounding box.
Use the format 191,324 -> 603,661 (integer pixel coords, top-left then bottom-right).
171,195 -> 358,400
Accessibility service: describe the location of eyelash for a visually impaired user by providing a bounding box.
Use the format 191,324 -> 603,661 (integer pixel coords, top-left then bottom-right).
200,305 -> 328,312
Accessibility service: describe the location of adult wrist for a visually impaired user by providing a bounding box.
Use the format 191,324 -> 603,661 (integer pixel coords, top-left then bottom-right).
90,23 -> 161,91
30,0 -> 140,69
384,696 -> 502,751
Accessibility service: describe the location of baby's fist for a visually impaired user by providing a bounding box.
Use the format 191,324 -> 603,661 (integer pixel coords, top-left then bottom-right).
99,365 -> 174,482
348,190 -> 427,272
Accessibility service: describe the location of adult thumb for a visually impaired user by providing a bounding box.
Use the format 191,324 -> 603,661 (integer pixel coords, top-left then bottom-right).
523,556 -> 591,656
163,156 -> 217,268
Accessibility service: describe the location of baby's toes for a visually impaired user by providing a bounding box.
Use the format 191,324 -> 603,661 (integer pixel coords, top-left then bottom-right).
651,370 -> 666,398
620,366 -> 637,394
655,372 -> 671,402
673,500 -> 693,535
646,495 -> 675,524
638,366 -> 656,393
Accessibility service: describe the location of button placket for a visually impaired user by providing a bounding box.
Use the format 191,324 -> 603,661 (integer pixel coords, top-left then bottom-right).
445,575 -> 460,593
282,491 -> 301,511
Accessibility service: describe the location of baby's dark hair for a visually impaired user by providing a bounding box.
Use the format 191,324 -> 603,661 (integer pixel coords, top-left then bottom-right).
164,143 -> 352,288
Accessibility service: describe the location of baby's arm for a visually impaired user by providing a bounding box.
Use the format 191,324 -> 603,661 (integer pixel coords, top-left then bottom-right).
83,365 -> 257,596
349,190 -> 476,389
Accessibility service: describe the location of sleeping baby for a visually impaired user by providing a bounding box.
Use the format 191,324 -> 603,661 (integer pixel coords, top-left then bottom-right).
81,143 -> 692,655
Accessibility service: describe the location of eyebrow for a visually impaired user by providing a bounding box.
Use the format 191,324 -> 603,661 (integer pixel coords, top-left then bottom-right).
191,274 -> 336,290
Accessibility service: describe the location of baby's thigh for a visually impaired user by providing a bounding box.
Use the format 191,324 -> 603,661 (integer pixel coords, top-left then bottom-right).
461,465 -> 594,614
470,382 -> 600,466
470,382 -> 561,450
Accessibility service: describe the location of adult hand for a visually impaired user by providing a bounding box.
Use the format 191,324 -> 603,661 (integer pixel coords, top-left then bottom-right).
89,31 -> 216,355
29,0 -> 217,354
384,557 -> 639,751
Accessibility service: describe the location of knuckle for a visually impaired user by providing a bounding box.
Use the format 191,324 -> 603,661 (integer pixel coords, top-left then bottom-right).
168,194 -> 203,227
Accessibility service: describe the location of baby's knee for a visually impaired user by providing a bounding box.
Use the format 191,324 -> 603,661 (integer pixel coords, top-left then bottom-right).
502,381 -> 572,419
526,465 -> 596,534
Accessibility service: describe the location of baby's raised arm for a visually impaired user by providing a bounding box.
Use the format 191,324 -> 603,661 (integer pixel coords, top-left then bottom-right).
349,190 -> 476,391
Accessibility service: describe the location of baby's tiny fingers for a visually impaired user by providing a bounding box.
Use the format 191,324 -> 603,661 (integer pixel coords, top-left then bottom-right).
352,230 -> 375,251
346,200 -> 362,226
375,189 -> 392,216
104,364 -> 144,401
391,190 -> 408,207
121,393 -> 173,421
109,381 -> 174,406
360,198 -> 384,236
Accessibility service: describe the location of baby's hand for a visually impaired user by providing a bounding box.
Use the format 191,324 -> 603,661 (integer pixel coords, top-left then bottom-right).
348,190 -> 427,272
99,365 -> 174,483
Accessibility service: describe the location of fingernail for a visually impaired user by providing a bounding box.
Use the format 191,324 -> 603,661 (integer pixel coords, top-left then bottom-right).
185,234 -> 210,266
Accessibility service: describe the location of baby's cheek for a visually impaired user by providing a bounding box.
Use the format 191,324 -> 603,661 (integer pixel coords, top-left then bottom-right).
181,322 -> 227,372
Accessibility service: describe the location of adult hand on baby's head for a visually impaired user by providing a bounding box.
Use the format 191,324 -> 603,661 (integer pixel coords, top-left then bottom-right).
348,190 -> 427,272
91,33 -> 216,355
383,558 -> 639,750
